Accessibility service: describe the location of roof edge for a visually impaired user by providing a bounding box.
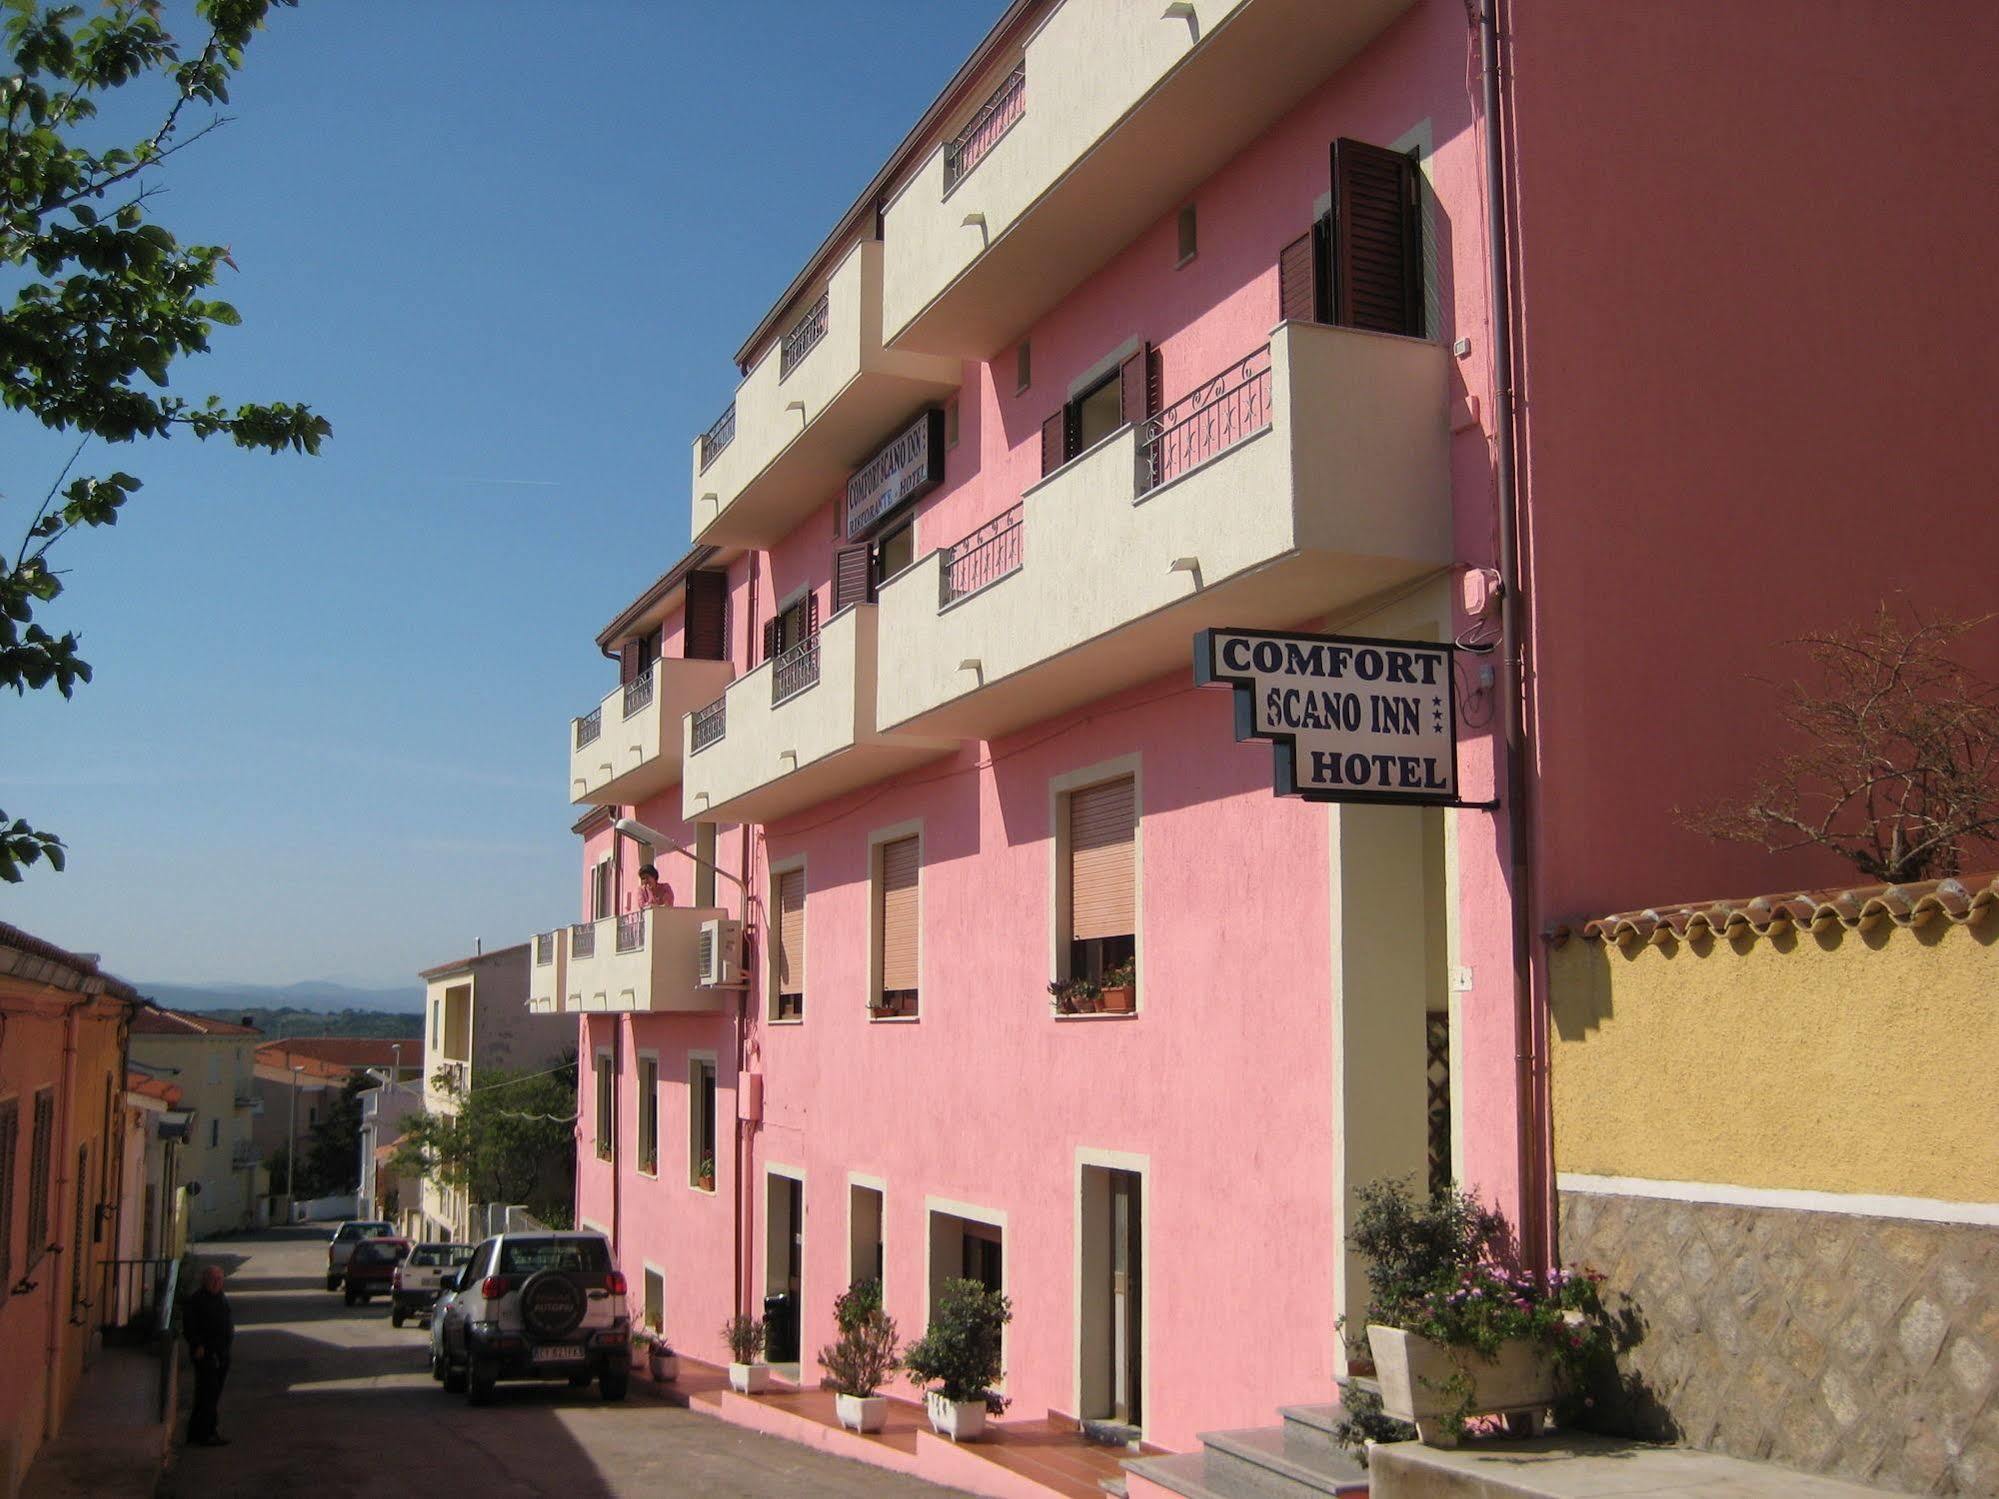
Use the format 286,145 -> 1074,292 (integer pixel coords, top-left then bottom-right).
594,544 -> 719,655
1548,871 -> 1999,949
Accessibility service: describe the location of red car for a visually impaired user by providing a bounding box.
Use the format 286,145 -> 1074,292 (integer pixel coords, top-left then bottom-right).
342,1237 -> 411,1306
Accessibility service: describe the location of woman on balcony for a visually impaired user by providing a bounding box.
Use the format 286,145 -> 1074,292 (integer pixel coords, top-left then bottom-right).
636,864 -> 675,910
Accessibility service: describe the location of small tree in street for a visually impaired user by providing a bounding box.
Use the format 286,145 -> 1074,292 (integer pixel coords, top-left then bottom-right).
390,1061 -> 576,1223
1685,603 -> 1999,884
3,0 -> 330,880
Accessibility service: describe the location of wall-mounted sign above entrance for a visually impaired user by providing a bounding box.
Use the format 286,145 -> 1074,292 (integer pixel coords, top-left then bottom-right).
846,407 -> 945,540
1194,628 -> 1462,804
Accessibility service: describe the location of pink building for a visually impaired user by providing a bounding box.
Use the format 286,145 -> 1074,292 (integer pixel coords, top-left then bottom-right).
542,0 -> 1996,1486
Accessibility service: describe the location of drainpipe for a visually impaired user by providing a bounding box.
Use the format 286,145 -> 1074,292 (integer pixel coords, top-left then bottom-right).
44,997 -> 83,1440
733,562 -> 759,1321
1479,0 -> 1548,1274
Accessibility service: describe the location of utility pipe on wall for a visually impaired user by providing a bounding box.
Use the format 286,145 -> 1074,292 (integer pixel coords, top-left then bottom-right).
1479,0 -> 1549,1275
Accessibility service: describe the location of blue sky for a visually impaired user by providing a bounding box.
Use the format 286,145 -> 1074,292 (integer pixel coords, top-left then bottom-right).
1,1 -> 1002,987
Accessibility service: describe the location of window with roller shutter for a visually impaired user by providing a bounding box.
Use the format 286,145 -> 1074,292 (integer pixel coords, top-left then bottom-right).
1065,777 -> 1136,987
874,836 -> 920,1017
774,867 -> 805,1020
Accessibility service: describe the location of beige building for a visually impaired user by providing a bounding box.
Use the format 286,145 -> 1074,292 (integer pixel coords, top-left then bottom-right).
127,1008 -> 266,1240
415,945 -> 567,1240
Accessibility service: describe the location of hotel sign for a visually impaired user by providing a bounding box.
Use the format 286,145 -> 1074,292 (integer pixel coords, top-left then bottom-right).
846,407 -> 945,539
1194,628 -> 1462,804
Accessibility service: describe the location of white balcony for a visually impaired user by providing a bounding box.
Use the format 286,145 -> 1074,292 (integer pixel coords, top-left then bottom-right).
690,240 -> 959,549
874,319 -> 1449,740
527,929 -> 567,1014
680,602 -> 954,826
879,0 -> 1413,356
570,656 -> 736,806
564,907 -> 732,1014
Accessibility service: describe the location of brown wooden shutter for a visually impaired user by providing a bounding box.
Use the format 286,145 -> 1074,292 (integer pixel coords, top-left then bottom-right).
833,547 -> 871,613
776,869 -> 806,997
879,837 -> 920,993
1279,229 -> 1317,324
1069,777 -> 1136,941
619,639 -> 640,684
762,616 -> 781,663
1118,348 -> 1147,427
685,570 -> 727,660
804,591 -> 820,639
1332,139 -> 1421,336
1041,410 -> 1065,476
1146,346 -> 1162,418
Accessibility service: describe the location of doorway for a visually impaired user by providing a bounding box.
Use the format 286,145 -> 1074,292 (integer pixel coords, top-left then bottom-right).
1080,1165 -> 1143,1427
764,1171 -> 804,1367
849,1182 -> 884,1291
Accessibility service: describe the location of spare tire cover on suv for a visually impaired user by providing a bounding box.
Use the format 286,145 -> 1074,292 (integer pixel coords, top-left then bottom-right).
518,1268 -> 587,1338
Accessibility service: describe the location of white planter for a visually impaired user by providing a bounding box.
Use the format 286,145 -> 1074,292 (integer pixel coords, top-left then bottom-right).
836,1392 -> 889,1432
1367,1324 -> 1554,1447
729,1361 -> 772,1394
649,1351 -> 679,1382
925,1390 -> 987,1442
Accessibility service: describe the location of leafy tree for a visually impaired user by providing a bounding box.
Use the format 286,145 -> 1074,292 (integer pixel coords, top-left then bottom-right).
299,1070 -> 372,1195
1685,604 -> 1999,884
390,1062 -> 577,1224
3,0 -> 329,880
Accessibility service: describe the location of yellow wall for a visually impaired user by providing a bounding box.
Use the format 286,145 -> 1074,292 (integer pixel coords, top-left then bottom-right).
1548,918 -> 1999,1204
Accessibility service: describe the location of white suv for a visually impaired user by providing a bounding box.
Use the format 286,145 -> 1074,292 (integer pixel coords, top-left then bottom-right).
432,1231 -> 631,1404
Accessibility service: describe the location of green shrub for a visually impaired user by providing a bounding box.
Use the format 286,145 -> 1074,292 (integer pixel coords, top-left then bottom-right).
902,1278 -> 1010,1403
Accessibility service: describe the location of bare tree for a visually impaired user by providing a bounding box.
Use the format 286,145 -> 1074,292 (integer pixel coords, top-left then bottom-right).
1684,604 -> 1999,884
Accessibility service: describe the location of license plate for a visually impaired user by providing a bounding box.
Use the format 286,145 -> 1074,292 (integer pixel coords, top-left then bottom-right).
531,1345 -> 584,1363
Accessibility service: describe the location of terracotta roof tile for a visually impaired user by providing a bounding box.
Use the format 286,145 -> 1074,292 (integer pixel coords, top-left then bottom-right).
256,1038 -> 412,1070
125,1071 -> 183,1106
1549,871 -> 1999,948
130,1005 -> 260,1036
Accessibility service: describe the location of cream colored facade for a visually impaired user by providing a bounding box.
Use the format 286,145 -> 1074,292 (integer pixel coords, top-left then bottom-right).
564,906 -> 732,1015
1549,915 -> 1999,1206
680,601 -> 955,826
126,1030 -> 264,1239
880,0 -> 1409,354
568,655 -> 735,807
876,320 -> 1448,741
690,239 -> 958,549
526,929 -> 566,1014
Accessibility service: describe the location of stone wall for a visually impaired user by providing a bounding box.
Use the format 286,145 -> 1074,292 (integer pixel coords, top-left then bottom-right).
1559,1187 -> 1997,1495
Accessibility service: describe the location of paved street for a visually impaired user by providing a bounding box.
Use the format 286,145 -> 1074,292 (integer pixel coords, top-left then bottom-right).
158,1227 -> 958,1498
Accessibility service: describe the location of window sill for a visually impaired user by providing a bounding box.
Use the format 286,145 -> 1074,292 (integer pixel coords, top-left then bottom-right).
637,1166 -> 658,1179
768,1016 -> 805,1026
868,1013 -> 921,1024
688,1183 -> 717,1197
1051,1010 -> 1139,1022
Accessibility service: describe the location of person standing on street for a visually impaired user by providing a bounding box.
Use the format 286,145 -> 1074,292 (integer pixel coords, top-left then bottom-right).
184,1264 -> 234,1447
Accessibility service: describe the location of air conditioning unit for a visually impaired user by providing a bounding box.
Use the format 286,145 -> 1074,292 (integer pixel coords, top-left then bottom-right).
697,918 -> 744,987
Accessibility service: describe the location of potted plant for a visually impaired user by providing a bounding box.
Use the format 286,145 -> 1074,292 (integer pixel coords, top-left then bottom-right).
819,1280 -> 899,1433
902,1277 -> 1011,1442
1341,1179 -> 1605,1452
723,1312 -> 770,1393
644,1327 -> 679,1382
696,1156 -> 716,1192
630,1326 -> 653,1370
1047,976 -> 1100,1015
1099,956 -> 1136,1013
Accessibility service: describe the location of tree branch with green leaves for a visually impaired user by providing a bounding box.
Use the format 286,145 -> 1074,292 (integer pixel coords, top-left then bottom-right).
3,0 -> 329,880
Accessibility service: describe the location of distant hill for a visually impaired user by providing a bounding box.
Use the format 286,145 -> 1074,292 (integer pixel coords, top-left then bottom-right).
141,979 -> 426,1016
173,1005 -> 424,1040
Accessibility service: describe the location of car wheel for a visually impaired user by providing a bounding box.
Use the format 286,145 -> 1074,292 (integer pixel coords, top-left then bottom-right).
326,1274 -> 340,1291
600,1370 -> 629,1402
343,1287 -> 357,1306
442,1359 -> 467,1395
392,1307 -> 406,1328
468,1359 -> 498,1407
431,1352 -> 447,1383
567,1373 -> 591,1388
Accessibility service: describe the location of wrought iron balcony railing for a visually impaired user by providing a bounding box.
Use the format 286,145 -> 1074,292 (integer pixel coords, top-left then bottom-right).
570,921 -> 596,961
939,505 -> 1024,608
945,63 -> 1025,191
771,634 -> 821,705
690,695 -> 727,752
615,913 -> 645,954
778,291 -> 829,378
574,706 -> 602,749
699,402 -> 736,472
622,665 -> 655,720
1138,343 -> 1272,493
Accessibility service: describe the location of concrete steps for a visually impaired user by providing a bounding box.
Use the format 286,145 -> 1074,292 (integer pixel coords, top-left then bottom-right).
1124,1404 -> 1366,1499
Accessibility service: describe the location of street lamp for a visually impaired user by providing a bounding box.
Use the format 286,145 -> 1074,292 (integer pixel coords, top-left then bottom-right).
284,1062 -> 304,1223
